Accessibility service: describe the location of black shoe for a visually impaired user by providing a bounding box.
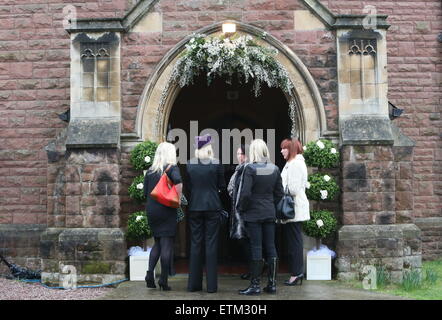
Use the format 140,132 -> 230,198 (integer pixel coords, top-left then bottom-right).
240,273 -> 250,280
187,287 -> 202,292
284,274 -> 304,286
158,278 -> 171,291
239,260 -> 262,295
145,270 -> 156,288
238,279 -> 260,295
263,258 -> 277,294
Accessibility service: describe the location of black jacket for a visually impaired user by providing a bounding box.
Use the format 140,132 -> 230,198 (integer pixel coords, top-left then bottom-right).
238,162 -> 284,222
185,158 -> 226,211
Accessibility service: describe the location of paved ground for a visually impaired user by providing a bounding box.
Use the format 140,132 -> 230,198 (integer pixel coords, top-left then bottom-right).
101,274 -> 409,300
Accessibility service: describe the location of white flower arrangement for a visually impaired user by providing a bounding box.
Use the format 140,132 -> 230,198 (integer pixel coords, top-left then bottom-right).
316,219 -> 324,228
159,33 -> 299,138
306,181 -> 311,189
135,215 -> 143,222
316,140 -> 325,149
330,148 -> 337,154
320,190 -> 328,200
136,183 -> 144,190
144,155 -> 151,163
323,175 -> 331,182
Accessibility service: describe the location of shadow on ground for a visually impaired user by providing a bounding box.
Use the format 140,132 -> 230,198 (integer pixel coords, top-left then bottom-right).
101,275 -> 410,300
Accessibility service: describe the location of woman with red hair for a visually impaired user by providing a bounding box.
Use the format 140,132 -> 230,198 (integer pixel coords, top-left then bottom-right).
279,138 -> 310,286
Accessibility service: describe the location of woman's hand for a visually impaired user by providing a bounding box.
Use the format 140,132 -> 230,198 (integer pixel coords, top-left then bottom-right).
175,183 -> 183,206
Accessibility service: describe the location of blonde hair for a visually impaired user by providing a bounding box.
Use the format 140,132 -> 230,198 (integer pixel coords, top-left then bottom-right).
249,139 -> 270,163
195,144 -> 214,160
150,142 -> 177,174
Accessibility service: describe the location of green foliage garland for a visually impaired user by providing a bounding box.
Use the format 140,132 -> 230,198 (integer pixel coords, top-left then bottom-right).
130,141 -> 158,171
306,173 -> 339,201
126,211 -> 152,242
128,174 -> 146,202
302,210 -> 337,239
303,139 -> 340,168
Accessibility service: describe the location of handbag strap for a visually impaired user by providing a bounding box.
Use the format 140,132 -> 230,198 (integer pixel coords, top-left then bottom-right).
284,162 -> 291,195
235,163 -> 248,208
164,164 -> 172,173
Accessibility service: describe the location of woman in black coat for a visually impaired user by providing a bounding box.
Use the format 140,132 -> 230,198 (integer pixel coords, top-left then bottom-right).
185,134 -> 225,293
238,139 -> 284,295
143,142 -> 182,291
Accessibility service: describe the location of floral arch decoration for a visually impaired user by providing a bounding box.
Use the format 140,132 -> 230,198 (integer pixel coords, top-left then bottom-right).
158,32 -> 300,139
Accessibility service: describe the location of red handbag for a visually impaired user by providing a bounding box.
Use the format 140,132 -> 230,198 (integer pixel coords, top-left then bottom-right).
150,165 -> 180,208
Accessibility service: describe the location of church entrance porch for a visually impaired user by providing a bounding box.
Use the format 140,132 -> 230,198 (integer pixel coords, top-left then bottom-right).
167,75 -> 293,274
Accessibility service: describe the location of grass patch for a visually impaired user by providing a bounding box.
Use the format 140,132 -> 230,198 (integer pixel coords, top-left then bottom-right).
376,265 -> 391,288
328,259 -> 442,300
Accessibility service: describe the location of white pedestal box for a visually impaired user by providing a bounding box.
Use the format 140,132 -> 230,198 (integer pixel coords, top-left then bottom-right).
129,255 -> 149,281
306,255 -> 331,280
129,255 -> 160,281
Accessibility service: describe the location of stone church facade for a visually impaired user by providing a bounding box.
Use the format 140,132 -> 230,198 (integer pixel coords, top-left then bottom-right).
0,0 -> 440,284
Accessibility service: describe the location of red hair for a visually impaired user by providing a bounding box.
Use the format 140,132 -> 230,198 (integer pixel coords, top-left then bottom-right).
280,138 -> 303,161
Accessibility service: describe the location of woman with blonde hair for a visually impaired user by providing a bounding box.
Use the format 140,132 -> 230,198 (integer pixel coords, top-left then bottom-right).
237,139 -> 284,295
143,142 -> 183,291
185,134 -> 225,293
279,138 -> 310,286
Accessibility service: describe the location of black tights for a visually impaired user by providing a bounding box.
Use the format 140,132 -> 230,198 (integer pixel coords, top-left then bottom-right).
148,236 -> 174,280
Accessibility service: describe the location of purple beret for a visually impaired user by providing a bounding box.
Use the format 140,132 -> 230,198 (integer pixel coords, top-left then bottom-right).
195,134 -> 212,150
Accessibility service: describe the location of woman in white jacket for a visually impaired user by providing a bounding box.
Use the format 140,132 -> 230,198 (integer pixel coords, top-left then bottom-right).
279,138 -> 310,286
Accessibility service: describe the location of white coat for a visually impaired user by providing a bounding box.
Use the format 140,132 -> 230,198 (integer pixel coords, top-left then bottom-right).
279,154 -> 310,223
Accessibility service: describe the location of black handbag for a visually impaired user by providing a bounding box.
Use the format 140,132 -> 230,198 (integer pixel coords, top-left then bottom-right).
276,184 -> 295,220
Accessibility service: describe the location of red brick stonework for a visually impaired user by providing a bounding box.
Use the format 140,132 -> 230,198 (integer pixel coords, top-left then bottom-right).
0,0 -> 440,277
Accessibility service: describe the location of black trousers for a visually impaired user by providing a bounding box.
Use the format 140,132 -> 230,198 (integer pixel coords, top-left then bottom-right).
187,210 -> 220,292
245,221 -> 277,261
283,222 -> 304,276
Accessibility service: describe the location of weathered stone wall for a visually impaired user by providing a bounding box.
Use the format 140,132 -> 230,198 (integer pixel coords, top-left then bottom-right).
336,224 -> 422,282
48,148 -> 121,228
322,0 -> 442,260
415,217 -> 442,260
40,227 -> 126,285
0,0 -> 440,266
0,224 -> 45,276
0,1 -> 132,270
341,145 -> 408,226
336,143 -> 423,281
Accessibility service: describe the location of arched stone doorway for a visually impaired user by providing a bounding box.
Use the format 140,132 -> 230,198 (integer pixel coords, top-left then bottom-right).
168,75 -> 292,271
135,21 -> 327,145
134,21 -> 327,273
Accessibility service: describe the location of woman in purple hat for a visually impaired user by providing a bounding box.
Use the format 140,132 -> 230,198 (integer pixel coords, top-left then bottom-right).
185,134 -> 225,293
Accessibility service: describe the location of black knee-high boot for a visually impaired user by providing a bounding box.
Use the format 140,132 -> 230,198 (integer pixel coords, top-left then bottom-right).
263,257 -> 277,294
239,260 -> 262,295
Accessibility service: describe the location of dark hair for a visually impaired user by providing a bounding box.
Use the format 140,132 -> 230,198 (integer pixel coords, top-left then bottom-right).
238,144 -> 249,155
280,138 -> 303,160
